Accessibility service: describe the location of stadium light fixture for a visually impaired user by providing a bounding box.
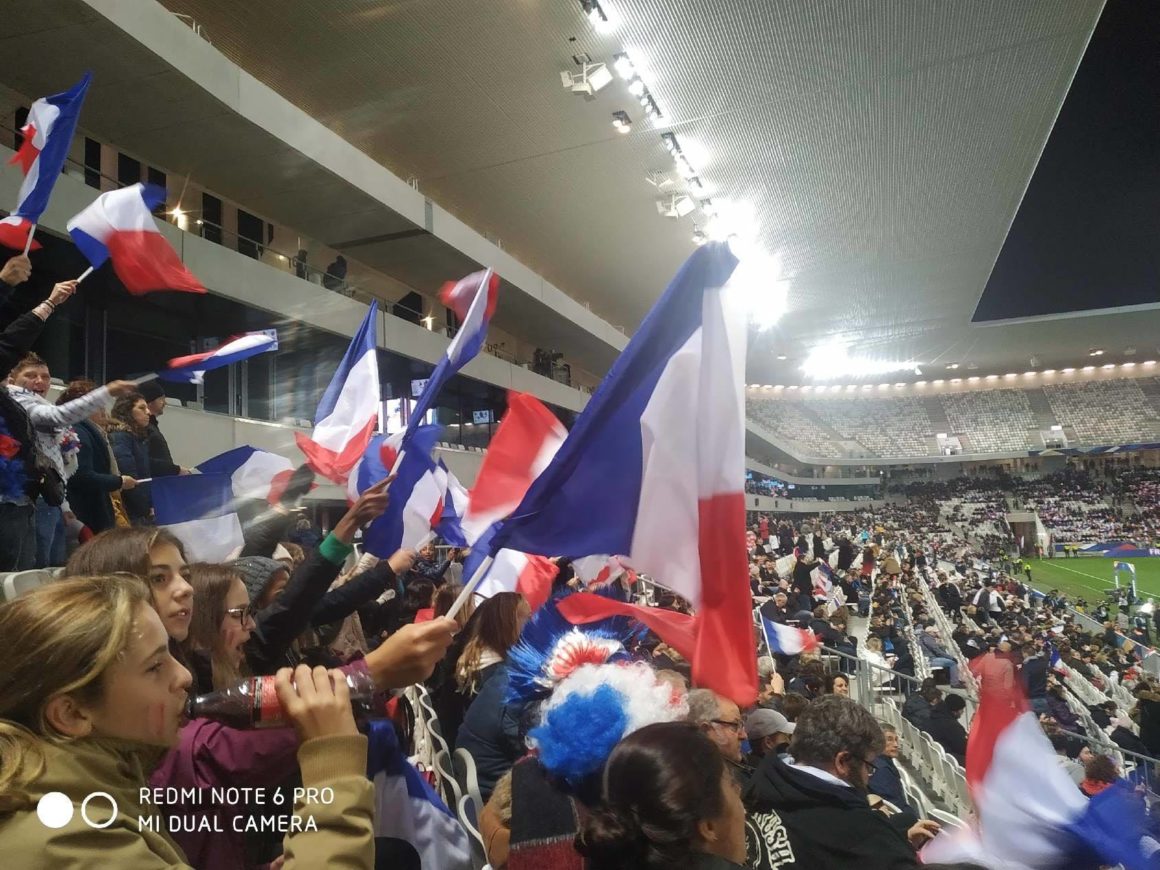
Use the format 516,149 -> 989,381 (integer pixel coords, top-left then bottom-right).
728,246 -> 789,331
612,51 -> 636,80
581,0 -> 615,33
561,62 -> 613,97
968,376 -> 979,383
1042,369 -> 1056,375
915,381 -> 927,387
611,110 -> 632,133
1102,363 -> 1116,370
1089,348 -> 1105,356
1123,362 -> 1136,369
1004,373 -> 1017,379
691,226 -> 707,245
985,374 -> 998,381
951,378 -> 962,384
800,341 -> 917,380
1023,371 -> 1036,377
777,354 -> 788,361
945,363 -> 959,370
1061,367 -> 1075,373
1145,360 -> 1157,367
932,379 -> 944,385
1082,366 -> 1095,372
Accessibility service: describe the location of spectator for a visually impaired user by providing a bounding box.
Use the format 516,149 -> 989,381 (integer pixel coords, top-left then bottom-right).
8,351 -> 131,566
687,689 -> 747,764
186,562 -> 256,692
919,626 -> 963,688
108,392 -> 154,524
868,725 -> 914,814
322,254 -> 348,291
926,694 -> 968,764
745,695 -> 934,866
293,247 -> 309,280
744,709 -> 794,768
455,593 -> 533,800
57,379 -> 135,535
1079,754 -> 1120,798
824,674 -> 850,697
576,722 -> 749,870
1022,645 -> 1049,715
136,380 -> 187,479
1132,681 -> 1160,758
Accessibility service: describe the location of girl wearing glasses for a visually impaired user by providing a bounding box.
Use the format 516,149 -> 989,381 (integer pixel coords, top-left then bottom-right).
186,563 -> 257,692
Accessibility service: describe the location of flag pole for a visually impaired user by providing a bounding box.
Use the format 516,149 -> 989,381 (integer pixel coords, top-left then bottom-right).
445,554 -> 493,621
21,225 -> 35,256
76,266 -> 94,283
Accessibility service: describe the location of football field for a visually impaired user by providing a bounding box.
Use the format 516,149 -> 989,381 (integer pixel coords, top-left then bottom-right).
1025,557 -> 1160,604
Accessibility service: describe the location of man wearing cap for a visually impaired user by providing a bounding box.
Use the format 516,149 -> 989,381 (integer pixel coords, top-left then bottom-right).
137,380 -> 189,479
745,708 -> 795,769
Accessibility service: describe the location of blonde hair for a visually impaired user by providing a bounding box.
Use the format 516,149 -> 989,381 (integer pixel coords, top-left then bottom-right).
0,575 -> 150,814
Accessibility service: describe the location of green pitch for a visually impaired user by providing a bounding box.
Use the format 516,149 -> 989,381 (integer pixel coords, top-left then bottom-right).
1024,557 -> 1160,604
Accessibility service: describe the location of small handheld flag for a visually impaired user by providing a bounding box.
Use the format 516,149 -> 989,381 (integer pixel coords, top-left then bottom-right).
160,331 -> 277,384
66,183 -> 206,294
2,72 -> 92,253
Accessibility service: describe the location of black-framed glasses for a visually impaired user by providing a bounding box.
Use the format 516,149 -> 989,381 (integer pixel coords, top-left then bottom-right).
226,605 -> 255,623
710,719 -> 745,733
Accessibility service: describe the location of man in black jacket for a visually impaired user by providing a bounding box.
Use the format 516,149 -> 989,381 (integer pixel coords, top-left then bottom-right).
137,380 -> 187,478
926,694 -> 968,764
744,695 -> 935,867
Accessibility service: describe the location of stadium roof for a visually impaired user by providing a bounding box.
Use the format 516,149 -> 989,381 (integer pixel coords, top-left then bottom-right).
9,0 -> 1160,384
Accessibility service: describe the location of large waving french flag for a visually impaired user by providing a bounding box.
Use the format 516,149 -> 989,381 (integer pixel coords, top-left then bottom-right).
460,392 -> 566,544
402,270 -> 498,445
923,653 -> 1154,869
159,331 -> 277,384
152,473 -> 244,563
349,425 -> 443,557
0,73 -> 91,252
491,242 -> 756,704
295,302 -> 380,483
66,183 -> 206,295
197,446 -> 295,505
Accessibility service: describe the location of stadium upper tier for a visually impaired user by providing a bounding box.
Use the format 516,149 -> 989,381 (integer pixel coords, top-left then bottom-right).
747,376 -> 1160,459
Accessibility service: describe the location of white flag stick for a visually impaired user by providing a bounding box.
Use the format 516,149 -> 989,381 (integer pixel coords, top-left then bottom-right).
130,373 -> 159,386
76,266 -> 94,283
21,224 -> 36,256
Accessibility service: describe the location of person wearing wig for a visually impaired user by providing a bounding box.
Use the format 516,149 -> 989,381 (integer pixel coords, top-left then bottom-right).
478,597 -> 689,870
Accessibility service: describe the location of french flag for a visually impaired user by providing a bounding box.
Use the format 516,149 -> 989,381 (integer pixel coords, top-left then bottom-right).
196,446 -> 295,505
811,561 -> 833,599
66,183 -> 206,294
350,425 -> 443,558
366,720 -> 472,870
761,613 -> 819,656
152,473 -> 244,563
465,524 -> 560,611
923,654 -> 1153,869
295,302 -> 380,483
433,461 -> 470,547
1,73 -> 91,252
159,331 -> 277,384
490,242 -> 757,704
460,392 -> 566,544
402,270 -> 499,445
572,554 -> 630,590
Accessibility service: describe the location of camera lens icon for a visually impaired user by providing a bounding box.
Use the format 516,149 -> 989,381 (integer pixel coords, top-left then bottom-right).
36,791 -> 118,829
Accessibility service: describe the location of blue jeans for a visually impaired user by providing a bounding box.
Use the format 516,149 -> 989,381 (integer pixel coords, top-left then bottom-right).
928,656 -> 960,686
0,502 -> 36,571
34,499 -> 66,568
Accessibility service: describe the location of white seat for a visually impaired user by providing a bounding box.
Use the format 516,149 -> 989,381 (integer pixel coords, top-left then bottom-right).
457,793 -> 491,870
453,747 -> 484,812
434,748 -> 464,808
2,569 -> 52,602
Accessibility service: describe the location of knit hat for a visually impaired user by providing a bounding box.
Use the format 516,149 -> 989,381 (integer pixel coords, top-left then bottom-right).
232,556 -> 286,603
137,380 -> 165,404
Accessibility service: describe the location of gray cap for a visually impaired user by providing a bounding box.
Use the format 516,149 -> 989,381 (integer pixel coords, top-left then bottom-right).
745,709 -> 795,740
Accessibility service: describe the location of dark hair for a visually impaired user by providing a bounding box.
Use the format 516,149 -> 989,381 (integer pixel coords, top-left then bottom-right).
576,722 -> 728,870
56,378 -> 98,406
111,392 -> 149,435
65,525 -> 188,582
789,695 -> 884,768
780,692 -> 808,722
824,673 -> 850,694
1084,754 -> 1118,784
944,694 -> 966,714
